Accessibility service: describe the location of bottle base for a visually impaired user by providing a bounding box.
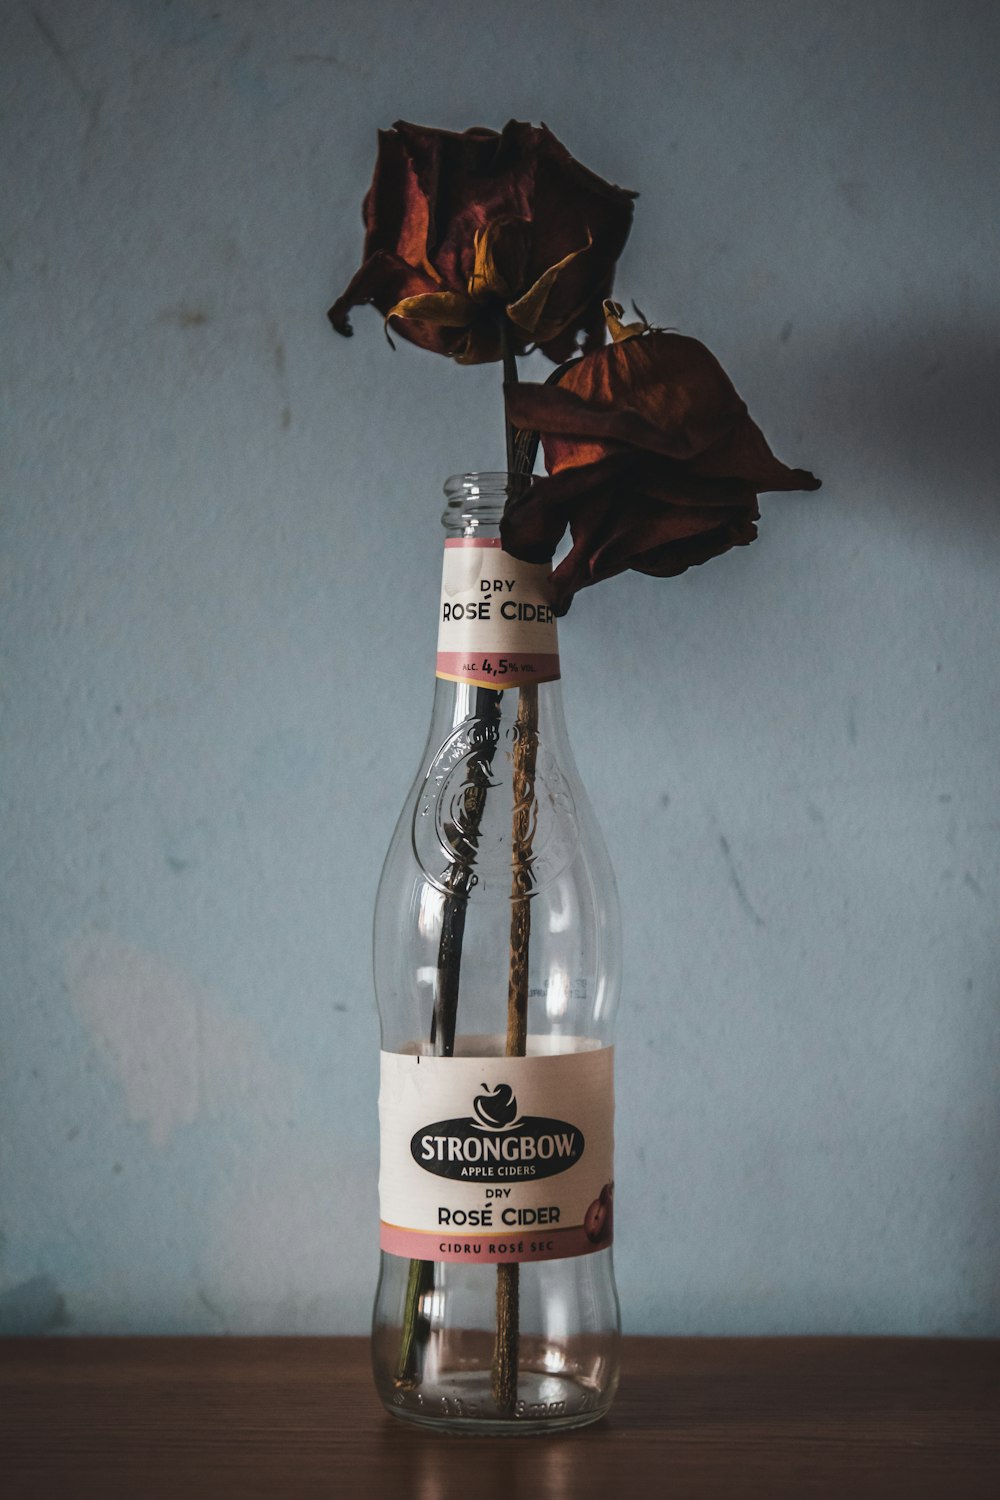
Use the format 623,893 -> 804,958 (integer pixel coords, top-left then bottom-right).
379,1368 -> 614,1435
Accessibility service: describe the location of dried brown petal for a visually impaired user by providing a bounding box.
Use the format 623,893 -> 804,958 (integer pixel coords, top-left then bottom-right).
603,299 -> 648,342
329,120 -> 635,362
501,329 -> 819,611
506,233 -> 593,345
469,218 -> 528,303
386,290 -> 478,329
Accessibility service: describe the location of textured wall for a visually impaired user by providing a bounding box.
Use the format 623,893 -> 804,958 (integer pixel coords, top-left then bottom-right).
2,0 -> 998,1336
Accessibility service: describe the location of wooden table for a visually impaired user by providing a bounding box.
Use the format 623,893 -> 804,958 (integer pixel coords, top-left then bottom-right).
2,1336 -> 997,1498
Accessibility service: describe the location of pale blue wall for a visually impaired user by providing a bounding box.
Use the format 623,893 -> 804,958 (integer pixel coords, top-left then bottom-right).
2,0 -> 998,1336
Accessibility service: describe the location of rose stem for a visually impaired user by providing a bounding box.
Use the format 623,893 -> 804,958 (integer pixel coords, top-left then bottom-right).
395,688 -> 504,1384
491,320 -> 536,1413
492,679 -> 538,1412
399,320 -> 535,1398
396,687 -> 503,1384
397,317 -> 520,1383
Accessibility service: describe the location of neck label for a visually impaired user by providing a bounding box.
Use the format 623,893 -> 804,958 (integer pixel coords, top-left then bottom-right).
436,538 -> 560,689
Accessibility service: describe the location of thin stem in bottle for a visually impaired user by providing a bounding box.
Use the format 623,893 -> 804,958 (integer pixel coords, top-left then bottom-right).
401,319 -> 541,1404
396,685 -> 503,1386
492,680 -> 539,1412
430,687 -> 504,1056
501,325 -> 518,472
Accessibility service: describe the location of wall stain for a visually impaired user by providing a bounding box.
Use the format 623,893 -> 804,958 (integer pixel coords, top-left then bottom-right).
197,1286 -> 228,1331
289,50 -> 372,79
66,932 -> 301,1148
0,1275 -> 70,1336
837,179 -> 869,216
264,320 -> 291,431
718,834 -> 765,928
30,6 -> 87,102
158,305 -> 210,328
29,8 -> 104,180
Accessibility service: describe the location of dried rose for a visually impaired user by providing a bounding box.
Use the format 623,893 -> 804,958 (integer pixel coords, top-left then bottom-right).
328,120 -> 635,365
502,324 -> 821,612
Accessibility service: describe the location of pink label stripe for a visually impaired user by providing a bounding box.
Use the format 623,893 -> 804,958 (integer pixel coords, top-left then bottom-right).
443,537 -> 502,548
436,652 -> 561,688
380,1221 -> 609,1264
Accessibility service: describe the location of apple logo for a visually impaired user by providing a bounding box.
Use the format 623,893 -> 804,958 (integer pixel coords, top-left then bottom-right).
473,1083 -> 518,1129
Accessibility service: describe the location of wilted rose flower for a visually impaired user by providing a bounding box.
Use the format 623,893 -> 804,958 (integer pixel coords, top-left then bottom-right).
502,324 -> 821,612
329,120 -> 635,364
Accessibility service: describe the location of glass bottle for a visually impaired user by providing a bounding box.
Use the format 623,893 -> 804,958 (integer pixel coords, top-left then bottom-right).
372,472 -> 621,1433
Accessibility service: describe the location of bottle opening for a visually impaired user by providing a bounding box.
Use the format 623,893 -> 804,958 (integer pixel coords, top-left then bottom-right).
442,472 -> 512,531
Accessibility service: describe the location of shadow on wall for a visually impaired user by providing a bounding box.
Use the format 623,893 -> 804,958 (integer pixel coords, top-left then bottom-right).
975,983 -> 1000,1336
830,314 -> 1000,1329
860,317 -> 1000,1332
805,316 -> 1000,545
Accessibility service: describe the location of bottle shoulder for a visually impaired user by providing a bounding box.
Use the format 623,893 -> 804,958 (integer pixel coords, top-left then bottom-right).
373,678 -> 620,1050
377,680 -> 618,913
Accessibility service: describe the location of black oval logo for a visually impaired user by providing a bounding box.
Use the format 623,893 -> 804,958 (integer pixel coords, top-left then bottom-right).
411,1114 -> 585,1181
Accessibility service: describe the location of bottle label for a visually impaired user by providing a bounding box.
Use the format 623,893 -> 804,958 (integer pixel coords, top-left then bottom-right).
379,1037 -> 613,1264
436,538 -> 560,689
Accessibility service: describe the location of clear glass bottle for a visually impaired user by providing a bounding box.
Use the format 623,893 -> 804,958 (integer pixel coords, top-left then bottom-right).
372,473 -> 621,1433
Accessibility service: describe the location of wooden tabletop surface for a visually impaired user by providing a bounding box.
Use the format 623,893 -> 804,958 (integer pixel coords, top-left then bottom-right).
2,1336 -> 998,1498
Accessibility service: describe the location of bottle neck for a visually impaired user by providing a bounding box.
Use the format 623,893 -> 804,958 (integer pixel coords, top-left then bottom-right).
425,668 -> 570,743
436,480 -> 560,700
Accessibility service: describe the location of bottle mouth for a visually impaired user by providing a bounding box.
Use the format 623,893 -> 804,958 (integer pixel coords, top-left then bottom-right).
442,472 -> 512,530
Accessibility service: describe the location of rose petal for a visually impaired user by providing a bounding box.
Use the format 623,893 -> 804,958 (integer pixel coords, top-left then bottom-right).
452,323 -> 503,365
500,452 -> 631,564
330,253 -> 464,356
506,378 -> 729,464
361,127 -> 437,280
549,487 -> 758,612
329,251 -> 434,333
502,321 -> 818,612
469,217 -> 529,303
396,119 -> 533,289
507,334 -> 821,490
604,299 -> 648,343
632,511 -> 758,577
689,418 -> 821,492
506,233 -> 592,343
331,119 -> 635,362
386,290 -> 478,328
503,452 -> 758,570
525,130 -> 636,351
